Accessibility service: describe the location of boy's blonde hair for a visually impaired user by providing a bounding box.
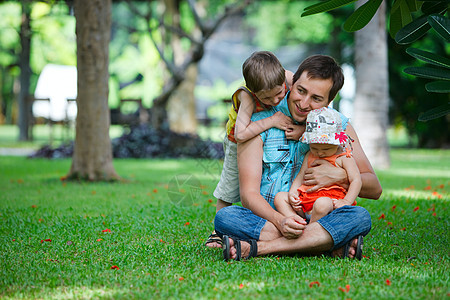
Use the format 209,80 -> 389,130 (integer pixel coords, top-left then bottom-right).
242,51 -> 285,93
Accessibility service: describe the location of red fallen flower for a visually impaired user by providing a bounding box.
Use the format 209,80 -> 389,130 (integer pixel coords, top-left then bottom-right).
386,279 -> 391,286
345,284 -> 350,292
338,287 -> 347,293
309,281 -> 320,288
102,229 -> 111,233
378,213 -> 385,219
432,212 -> 437,217
179,277 -> 184,281
153,189 -> 158,193
413,206 -> 419,212
111,265 -> 119,270
239,283 -> 244,289
184,222 -> 190,226
424,186 -> 432,190
401,227 -> 406,231
208,199 -> 213,203
391,205 -> 396,211
40,239 -> 51,243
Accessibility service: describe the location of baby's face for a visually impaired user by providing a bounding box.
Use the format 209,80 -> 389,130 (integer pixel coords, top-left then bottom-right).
254,84 -> 286,107
309,143 -> 339,158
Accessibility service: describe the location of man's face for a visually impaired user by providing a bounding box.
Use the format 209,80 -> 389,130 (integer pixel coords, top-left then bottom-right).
287,72 -> 333,123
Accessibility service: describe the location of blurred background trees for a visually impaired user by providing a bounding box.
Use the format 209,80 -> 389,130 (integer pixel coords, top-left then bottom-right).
0,0 -> 448,172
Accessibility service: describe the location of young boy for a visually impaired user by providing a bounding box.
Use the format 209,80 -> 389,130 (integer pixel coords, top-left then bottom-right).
205,51 -> 299,248
274,107 -> 362,223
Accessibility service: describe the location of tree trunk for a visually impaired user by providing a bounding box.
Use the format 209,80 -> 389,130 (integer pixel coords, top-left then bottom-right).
352,0 -> 390,169
167,64 -> 198,134
67,0 -> 119,181
18,0 -> 32,141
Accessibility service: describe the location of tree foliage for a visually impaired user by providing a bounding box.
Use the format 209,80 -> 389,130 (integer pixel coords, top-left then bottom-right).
301,0 -> 450,121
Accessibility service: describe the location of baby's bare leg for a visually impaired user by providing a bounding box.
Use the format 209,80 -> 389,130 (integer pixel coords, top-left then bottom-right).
310,197 -> 334,223
274,192 -> 303,217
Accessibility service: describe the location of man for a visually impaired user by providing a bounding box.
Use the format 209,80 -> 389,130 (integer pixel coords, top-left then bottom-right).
215,55 -> 382,260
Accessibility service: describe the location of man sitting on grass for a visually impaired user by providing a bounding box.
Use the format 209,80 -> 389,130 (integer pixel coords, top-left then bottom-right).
215,55 -> 382,261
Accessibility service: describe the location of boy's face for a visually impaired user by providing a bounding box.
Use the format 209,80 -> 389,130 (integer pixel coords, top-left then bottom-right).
288,72 -> 332,123
254,84 -> 286,107
309,143 -> 339,158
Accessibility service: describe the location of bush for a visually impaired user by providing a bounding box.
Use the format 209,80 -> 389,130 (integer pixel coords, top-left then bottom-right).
29,125 -> 224,159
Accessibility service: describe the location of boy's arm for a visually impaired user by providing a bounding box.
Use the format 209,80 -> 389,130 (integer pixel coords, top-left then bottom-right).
335,156 -> 362,208
234,92 -> 292,143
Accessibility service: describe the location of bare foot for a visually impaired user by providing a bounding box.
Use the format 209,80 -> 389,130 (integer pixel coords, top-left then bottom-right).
331,238 -> 358,258
226,237 -> 251,260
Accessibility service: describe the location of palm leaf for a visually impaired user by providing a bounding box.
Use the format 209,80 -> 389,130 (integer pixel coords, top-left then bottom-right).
301,0 -> 357,17
418,102 -> 450,121
404,66 -> 450,80
428,14 -> 450,42
395,15 -> 431,44
343,0 -> 383,32
426,80 -> 450,93
406,48 -> 450,69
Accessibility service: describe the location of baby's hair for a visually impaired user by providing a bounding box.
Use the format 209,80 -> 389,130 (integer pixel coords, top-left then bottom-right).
242,51 -> 285,93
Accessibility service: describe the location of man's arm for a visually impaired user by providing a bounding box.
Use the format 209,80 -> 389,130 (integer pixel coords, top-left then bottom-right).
238,135 -> 305,238
344,124 -> 382,199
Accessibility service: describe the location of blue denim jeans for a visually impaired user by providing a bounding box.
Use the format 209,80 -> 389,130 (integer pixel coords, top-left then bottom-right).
214,205 -> 371,250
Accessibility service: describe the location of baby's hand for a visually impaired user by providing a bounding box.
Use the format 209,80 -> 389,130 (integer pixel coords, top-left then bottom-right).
289,193 -> 302,211
271,111 -> 293,131
332,198 -> 353,209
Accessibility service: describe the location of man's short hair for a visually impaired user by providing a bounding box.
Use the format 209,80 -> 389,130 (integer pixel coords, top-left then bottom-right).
293,55 -> 344,102
242,51 -> 285,93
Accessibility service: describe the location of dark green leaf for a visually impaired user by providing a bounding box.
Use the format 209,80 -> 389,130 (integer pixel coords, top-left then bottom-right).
404,66 -> 450,80
389,7 -> 403,38
428,14 -> 450,42
395,15 -> 431,44
418,102 -> 450,121
406,0 -> 421,12
400,0 -> 413,26
426,80 -> 450,93
406,48 -> 450,68
343,0 -> 383,32
301,0 -> 357,17
421,1 -> 449,15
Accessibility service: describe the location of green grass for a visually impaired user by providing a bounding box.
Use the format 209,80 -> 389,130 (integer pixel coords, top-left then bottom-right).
0,150 -> 449,299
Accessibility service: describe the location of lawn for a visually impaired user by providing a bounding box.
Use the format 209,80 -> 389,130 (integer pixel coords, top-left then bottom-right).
0,149 -> 449,299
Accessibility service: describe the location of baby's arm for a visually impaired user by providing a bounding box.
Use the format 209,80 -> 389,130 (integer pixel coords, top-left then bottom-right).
285,124 -> 306,141
234,91 -> 292,143
333,156 -> 362,209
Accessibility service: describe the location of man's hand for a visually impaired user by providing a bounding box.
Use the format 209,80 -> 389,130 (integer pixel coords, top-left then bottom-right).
303,159 -> 349,193
278,215 -> 307,239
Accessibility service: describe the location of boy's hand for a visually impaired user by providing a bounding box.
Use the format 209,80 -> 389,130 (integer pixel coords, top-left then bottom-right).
271,111 -> 293,131
285,124 -> 305,141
